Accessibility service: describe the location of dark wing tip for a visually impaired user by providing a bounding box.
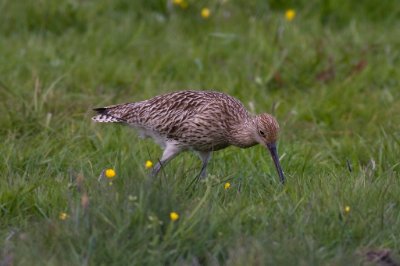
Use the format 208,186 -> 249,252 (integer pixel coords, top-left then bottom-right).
93,107 -> 107,113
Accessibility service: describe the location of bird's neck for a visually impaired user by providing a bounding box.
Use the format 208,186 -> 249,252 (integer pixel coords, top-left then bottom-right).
229,118 -> 258,148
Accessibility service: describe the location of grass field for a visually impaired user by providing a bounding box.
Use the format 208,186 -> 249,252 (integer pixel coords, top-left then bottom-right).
1,0 -> 400,265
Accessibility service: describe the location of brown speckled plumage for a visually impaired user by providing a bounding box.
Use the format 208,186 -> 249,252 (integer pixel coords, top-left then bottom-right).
92,90 -> 285,183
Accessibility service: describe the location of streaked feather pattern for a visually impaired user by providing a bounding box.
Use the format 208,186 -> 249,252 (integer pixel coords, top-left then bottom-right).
92,90 -> 285,182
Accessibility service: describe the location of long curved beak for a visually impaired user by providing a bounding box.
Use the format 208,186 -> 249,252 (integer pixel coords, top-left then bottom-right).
266,142 -> 285,184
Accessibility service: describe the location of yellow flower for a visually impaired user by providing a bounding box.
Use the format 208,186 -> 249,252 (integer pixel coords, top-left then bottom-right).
173,0 -> 188,9
59,212 -> 68,220
285,9 -> 296,21
180,0 -> 188,9
344,206 -> 351,213
145,160 -> 153,169
170,211 -> 179,221
105,168 -> 116,179
201,8 -> 211,19
224,182 -> 231,190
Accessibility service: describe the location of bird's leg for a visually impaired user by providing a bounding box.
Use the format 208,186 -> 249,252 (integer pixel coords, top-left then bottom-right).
151,143 -> 182,177
197,151 -> 211,179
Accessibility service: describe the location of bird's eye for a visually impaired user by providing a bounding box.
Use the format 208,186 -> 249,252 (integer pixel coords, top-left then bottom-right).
259,130 -> 265,136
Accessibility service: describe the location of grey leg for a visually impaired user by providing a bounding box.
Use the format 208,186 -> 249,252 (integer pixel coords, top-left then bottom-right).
197,151 -> 211,178
152,143 -> 182,176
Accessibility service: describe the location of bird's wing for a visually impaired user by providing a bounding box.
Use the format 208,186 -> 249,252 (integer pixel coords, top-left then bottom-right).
92,91 -> 250,142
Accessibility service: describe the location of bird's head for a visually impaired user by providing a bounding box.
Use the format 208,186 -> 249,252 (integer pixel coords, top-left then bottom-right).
254,113 -> 285,183
254,113 -> 280,145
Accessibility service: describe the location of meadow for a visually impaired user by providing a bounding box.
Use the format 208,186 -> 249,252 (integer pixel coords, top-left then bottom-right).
1,0 -> 400,265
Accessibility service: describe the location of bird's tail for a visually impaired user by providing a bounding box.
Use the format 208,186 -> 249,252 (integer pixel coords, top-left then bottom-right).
91,106 -> 125,123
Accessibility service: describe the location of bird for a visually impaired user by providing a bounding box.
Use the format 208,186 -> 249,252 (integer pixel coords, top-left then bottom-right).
92,90 -> 285,183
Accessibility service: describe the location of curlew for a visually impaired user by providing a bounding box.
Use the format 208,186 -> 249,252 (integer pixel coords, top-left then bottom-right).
92,90 -> 285,183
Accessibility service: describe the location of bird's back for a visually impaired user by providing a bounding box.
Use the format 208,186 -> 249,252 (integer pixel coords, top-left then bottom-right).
92,90 -> 251,151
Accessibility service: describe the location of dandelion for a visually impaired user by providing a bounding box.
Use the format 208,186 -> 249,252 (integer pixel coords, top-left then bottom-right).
344,205 -> 351,214
285,9 -> 296,21
180,1 -> 188,9
59,212 -> 68,220
170,211 -> 179,221
201,8 -> 211,19
224,182 -> 231,190
145,160 -> 153,169
105,168 -> 116,179
173,0 -> 188,9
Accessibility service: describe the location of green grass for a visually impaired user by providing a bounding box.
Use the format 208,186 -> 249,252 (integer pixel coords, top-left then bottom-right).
1,0 -> 400,265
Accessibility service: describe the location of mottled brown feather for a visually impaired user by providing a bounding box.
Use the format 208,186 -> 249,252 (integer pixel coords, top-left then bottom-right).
92,90 -> 284,181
